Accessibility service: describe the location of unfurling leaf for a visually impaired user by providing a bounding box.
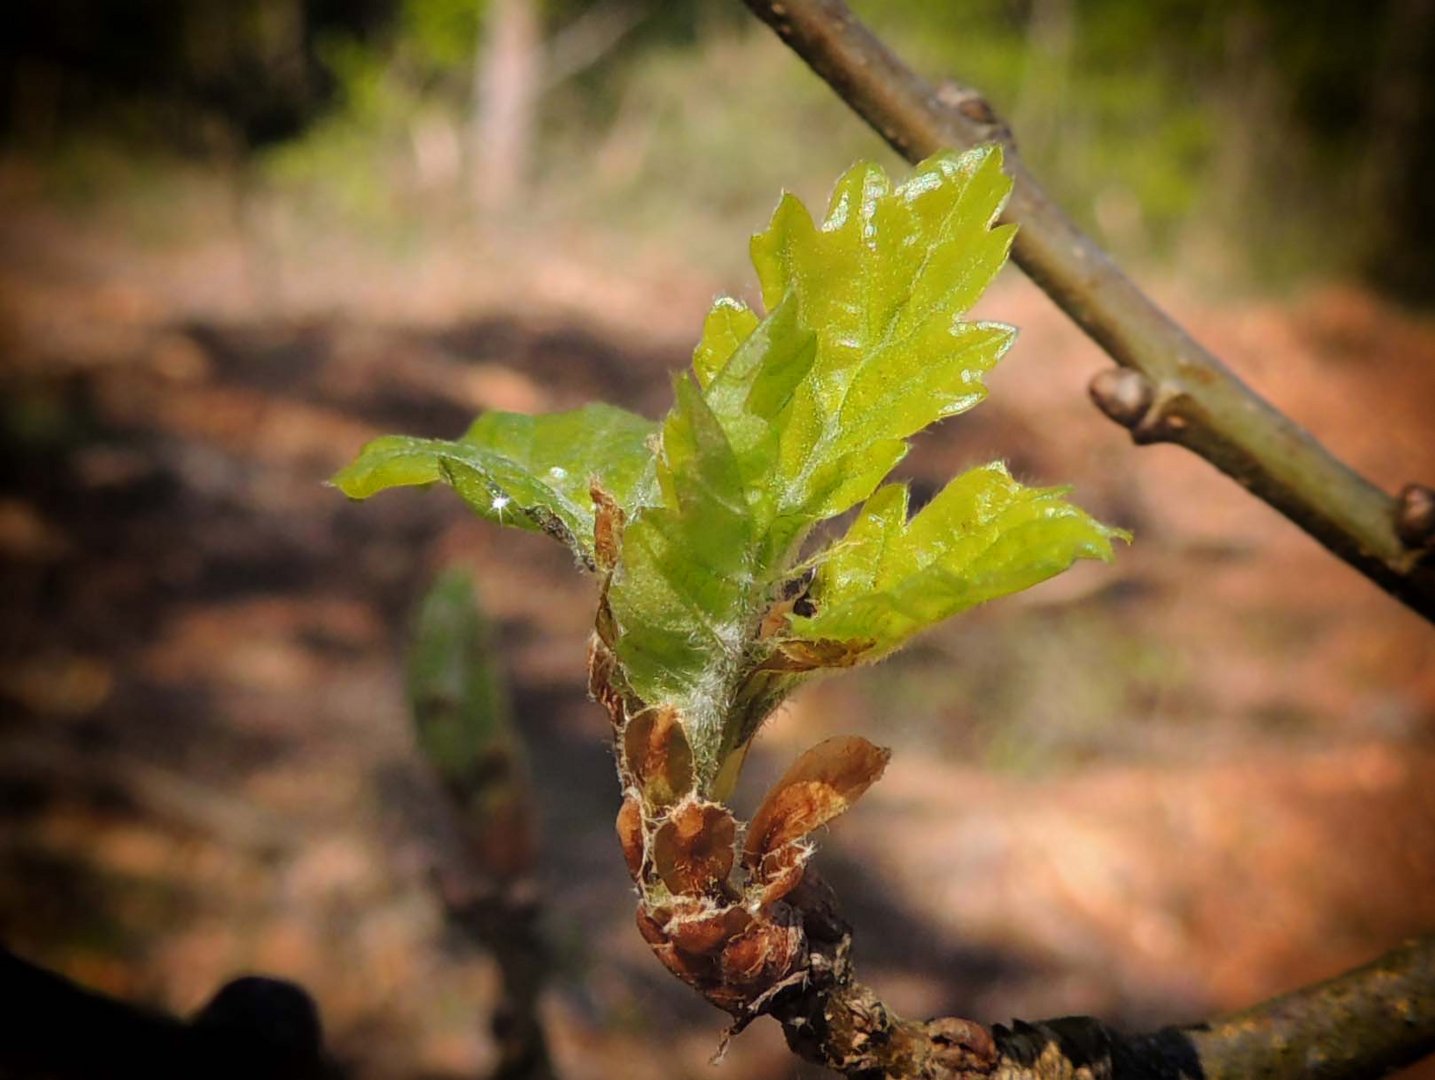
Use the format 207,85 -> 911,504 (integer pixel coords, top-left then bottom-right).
692,297 -> 761,389
606,376 -> 757,767
749,147 -> 1018,523
407,570 -> 513,777
407,569 -> 533,879
332,403 -> 656,565
342,146 -> 1127,811
340,147 -> 1136,1025
789,464 -> 1128,661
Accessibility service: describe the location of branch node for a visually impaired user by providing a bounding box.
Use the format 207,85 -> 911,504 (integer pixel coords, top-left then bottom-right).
1396,484 -> 1435,552
1089,367 -> 1193,448
934,80 -> 1014,148
924,1015 -> 999,1073
1089,369 -> 1190,447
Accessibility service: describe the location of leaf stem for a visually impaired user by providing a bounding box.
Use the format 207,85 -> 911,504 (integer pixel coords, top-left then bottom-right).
741,0 -> 1435,622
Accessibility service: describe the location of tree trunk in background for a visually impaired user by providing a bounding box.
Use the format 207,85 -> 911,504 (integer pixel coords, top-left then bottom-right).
1361,0 -> 1435,298
1200,7 -> 1284,277
472,0 -> 541,220
1013,0 -> 1073,169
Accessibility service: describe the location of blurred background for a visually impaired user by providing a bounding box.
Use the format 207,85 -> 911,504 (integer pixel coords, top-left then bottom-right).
2,0 -> 1434,1076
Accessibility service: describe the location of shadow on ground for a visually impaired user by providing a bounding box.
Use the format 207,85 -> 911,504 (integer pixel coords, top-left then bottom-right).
3,260 -> 1434,1077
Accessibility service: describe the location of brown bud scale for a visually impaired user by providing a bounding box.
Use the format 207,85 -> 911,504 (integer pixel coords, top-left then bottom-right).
616,793 -> 645,881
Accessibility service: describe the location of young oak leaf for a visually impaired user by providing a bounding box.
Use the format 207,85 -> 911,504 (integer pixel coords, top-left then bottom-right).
608,295 -> 834,775
407,569 -> 533,879
407,570 -> 515,780
332,403 -> 656,567
609,147 -> 1039,779
699,297 -> 820,564
789,464 -> 1129,659
339,147 -> 1121,801
750,145 -> 1018,523
692,297 -> 761,390
607,375 -> 759,770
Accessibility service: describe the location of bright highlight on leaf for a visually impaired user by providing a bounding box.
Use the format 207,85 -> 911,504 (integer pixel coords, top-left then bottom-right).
332,402 -> 656,566
334,145 -> 1128,790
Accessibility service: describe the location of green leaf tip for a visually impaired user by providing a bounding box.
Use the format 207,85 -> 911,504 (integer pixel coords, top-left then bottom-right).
693,297 -> 760,389
744,146 -> 1019,526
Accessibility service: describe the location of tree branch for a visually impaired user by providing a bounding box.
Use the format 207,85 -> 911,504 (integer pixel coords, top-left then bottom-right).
762,876 -> 1435,1079
741,0 -> 1435,623
1172,934 -> 1435,1079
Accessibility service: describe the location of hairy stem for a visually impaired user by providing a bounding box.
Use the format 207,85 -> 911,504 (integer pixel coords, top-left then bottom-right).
741,0 -> 1435,623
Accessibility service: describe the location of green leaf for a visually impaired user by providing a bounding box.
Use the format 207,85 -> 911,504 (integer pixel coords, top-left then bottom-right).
339,147 -> 1127,792
607,147 -> 1042,779
692,297 -> 760,390
608,375 -> 759,773
699,296 -> 818,560
609,301 -> 828,776
750,146 -> 1017,521
332,403 -> 657,565
790,463 -> 1129,658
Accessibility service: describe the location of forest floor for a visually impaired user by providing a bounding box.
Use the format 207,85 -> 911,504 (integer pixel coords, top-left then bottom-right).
2,161 -> 1434,1078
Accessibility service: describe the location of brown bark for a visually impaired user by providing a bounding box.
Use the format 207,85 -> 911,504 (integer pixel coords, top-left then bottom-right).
766,876 -> 1435,1080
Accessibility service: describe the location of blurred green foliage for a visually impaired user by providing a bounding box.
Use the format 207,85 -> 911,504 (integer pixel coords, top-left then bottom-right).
5,0 -> 1433,296
408,567 -> 514,780
408,568 -> 536,876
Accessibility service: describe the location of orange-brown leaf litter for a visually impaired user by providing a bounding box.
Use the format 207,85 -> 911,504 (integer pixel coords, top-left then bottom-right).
2,174 -> 1433,1078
